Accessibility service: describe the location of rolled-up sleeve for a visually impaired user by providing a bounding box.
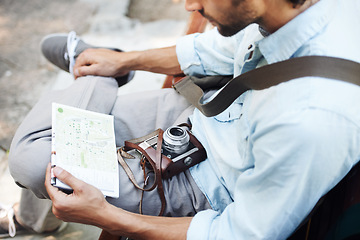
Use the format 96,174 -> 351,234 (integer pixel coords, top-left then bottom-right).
176,33 -> 205,76
187,210 -> 219,240
176,28 -> 238,77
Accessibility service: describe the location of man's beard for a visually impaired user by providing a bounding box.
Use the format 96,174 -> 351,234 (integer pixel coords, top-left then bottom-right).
216,24 -> 242,37
198,10 -> 244,37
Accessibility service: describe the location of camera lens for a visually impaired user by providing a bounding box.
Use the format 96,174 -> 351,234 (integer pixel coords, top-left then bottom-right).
169,127 -> 184,136
163,126 -> 190,154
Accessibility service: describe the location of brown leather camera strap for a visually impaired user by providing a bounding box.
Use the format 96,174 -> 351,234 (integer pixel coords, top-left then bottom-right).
119,129 -> 166,216
117,149 -> 157,192
173,56 -> 360,117
154,130 -> 166,216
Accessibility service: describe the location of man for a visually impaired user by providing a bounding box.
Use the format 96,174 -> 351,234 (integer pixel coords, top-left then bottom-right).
3,0 -> 360,239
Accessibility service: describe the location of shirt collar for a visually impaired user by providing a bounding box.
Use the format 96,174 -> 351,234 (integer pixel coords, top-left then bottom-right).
257,0 -> 337,64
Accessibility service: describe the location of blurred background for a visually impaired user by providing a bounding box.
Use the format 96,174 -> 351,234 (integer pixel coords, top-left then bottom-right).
0,0 -> 189,238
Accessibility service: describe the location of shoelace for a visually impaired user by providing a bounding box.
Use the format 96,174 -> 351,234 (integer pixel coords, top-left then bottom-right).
0,204 -> 16,237
65,31 -> 80,77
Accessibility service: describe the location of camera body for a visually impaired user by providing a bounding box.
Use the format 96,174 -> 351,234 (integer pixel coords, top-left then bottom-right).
128,126 -> 207,179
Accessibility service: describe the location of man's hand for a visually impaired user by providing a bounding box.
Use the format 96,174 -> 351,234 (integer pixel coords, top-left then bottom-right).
44,164 -> 108,225
45,163 -> 192,239
73,48 -> 130,79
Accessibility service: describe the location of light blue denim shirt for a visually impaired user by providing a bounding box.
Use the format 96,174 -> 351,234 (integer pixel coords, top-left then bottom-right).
176,0 -> 360,239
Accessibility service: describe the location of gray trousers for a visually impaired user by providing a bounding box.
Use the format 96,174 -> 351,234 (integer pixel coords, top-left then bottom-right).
8,76 -> 210,232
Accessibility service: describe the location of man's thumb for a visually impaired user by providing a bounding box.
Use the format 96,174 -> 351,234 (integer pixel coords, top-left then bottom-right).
53,166 -> 82,190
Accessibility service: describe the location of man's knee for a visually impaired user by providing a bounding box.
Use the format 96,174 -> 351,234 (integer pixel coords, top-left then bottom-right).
9,133 -> 51,199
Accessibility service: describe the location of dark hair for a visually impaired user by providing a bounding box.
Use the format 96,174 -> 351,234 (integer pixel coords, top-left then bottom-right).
232,0 -> 307,8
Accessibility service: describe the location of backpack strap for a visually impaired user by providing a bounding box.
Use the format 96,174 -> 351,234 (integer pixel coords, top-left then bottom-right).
173,56 -> 360,117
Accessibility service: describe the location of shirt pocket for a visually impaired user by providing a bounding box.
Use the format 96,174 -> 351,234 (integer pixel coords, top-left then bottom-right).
214,93 -> 246,123
214,96 -> 245,123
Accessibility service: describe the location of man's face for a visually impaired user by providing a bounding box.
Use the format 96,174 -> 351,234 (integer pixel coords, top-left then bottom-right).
185,0 -> 264,36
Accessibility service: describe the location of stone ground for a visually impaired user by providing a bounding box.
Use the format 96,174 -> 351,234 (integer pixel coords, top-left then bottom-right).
0,0 -> 189,239
0,0 -> 97,173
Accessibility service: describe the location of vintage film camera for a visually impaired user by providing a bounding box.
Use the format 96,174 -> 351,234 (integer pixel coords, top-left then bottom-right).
124,126 -> 207,179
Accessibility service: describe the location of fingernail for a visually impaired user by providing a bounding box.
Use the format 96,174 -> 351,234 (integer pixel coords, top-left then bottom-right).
74,69 -> 79,77
53,167 -> 63,176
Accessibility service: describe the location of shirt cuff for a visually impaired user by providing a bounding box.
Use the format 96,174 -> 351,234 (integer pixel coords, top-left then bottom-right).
176,33 -> 206,76
187,209 -> 219,240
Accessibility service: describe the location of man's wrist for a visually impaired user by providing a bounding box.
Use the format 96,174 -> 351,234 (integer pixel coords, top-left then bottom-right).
96,203 -> 125,235
112,51 -> 142,76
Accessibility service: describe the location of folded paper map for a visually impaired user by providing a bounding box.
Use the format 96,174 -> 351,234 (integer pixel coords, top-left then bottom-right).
51,103 -> 119,198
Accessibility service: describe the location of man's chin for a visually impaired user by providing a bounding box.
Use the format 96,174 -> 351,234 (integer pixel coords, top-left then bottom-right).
216,26 -> 241,37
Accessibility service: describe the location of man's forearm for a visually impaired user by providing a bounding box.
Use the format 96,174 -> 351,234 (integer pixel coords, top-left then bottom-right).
100,204 -> 192,240
125,46 -> 183,75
